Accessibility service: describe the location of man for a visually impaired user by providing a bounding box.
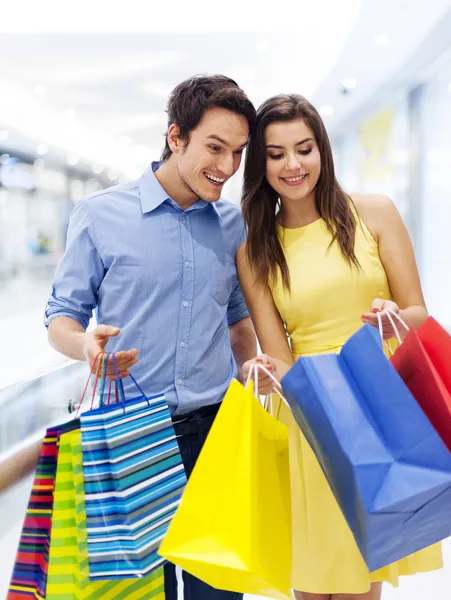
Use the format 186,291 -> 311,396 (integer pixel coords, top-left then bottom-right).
45,74 -> 257,600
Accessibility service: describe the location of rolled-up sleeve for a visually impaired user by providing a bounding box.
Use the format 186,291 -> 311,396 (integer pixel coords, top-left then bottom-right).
44,198 -> 104,329
227,280 -> 249,326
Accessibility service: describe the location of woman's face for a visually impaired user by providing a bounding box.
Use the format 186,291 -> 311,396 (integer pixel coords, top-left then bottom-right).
264,118 -> 321,204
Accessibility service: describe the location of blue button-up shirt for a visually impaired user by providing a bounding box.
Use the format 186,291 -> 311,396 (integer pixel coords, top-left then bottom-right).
45,162 -> 248,415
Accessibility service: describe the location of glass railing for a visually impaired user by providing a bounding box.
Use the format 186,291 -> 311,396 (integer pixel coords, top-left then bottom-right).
0,360 -> 87,458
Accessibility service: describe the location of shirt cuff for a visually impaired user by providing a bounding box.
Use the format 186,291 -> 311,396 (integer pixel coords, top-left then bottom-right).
44,310 -> 90,330
227,303 -> 249,326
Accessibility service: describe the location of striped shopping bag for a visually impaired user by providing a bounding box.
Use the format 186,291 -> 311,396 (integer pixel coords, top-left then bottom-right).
46,428 -> 165,599
8,421 -> 79,600
80,354 -> 187,580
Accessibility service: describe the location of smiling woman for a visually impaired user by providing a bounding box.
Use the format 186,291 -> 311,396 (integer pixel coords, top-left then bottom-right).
238,93 -> 441,600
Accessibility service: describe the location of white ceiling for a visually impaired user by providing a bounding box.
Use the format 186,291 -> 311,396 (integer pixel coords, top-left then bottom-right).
0,0 -> 450,184
311,0 -> 451,135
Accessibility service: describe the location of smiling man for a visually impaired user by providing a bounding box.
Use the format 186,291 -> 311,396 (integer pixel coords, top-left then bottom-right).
44,74 -> 257,600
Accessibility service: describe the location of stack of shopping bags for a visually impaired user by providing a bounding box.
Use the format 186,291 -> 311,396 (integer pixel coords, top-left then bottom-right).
9,317 -> 451,600
159,316 -> 451,597
8,352 -> 187,600
281,318 -> 451,572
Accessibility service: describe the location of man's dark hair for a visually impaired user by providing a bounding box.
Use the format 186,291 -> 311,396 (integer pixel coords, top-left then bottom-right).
160,74 -> 256,161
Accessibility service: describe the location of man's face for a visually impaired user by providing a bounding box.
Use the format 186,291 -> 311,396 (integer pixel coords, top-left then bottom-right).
174,107 -> 249,203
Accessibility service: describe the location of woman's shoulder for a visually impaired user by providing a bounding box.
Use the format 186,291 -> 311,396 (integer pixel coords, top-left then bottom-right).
350,193 -> 397,243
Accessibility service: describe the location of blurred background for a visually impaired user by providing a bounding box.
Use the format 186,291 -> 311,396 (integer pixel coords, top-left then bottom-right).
1,1 -> 451,597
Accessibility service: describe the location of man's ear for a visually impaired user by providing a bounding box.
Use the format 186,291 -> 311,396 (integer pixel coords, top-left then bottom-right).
167,123 -> 185,154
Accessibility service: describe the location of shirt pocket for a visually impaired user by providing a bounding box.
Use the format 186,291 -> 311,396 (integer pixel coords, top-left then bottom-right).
209,255 -> 237,306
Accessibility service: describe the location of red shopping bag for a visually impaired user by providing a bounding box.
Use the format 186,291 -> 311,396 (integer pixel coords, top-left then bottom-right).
418,317 -> 451,392
391,317 -> 451,452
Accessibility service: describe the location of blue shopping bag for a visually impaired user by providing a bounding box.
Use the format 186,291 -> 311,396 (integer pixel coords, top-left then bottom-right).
80,353 -> 187,580
281,324 -> 451,572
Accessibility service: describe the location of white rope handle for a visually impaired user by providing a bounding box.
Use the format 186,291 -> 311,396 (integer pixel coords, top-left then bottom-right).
377,312 -> 395,355
244,360 -> 290,410
254,362 -> 283,391
253,363 -> 292,411
245,362 -> 255,388
385,307 -> 409,331
376,307 -> 409,354
377,311 -> 402,345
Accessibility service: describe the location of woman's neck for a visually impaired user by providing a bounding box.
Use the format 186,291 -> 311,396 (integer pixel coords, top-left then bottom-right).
278,192 -> 320,229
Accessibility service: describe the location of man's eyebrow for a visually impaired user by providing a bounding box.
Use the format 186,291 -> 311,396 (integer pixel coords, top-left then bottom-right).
207,135 -> 248,149
207,134 -> 229,146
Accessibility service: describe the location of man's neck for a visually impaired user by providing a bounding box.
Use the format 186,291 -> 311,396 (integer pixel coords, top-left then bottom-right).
154,158 -> 199,211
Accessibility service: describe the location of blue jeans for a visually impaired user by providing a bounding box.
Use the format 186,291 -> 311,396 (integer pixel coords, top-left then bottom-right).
164,412 -> 243,600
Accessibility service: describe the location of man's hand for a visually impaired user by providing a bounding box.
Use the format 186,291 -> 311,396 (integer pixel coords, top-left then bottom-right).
83,325 -> 139,380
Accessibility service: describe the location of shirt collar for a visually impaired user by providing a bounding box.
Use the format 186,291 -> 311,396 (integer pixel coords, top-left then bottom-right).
138,161 -> 223,221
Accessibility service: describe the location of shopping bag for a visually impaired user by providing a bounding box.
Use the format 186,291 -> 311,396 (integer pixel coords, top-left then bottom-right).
7,420 -> 79,600
159,377 -> 292,600
46,428 -> 165,599
281,323 -> 451,572
391,317 -> 451,451
80,354 -> 186,580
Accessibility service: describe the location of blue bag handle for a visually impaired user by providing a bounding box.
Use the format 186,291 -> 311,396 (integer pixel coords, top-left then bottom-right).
109,353 -> 149,405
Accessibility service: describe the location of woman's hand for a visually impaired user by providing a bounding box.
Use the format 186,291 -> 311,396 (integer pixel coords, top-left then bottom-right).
241,354 -> 279,395
361,299 -> 406,340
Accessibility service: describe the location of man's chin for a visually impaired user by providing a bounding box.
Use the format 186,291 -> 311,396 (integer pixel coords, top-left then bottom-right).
201,187 -> 222,202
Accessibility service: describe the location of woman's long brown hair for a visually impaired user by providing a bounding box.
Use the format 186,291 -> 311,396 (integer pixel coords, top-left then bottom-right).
241,94 -> 359,290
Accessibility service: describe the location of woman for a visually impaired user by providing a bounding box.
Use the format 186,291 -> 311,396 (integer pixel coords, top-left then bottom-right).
237,94 -> 443,600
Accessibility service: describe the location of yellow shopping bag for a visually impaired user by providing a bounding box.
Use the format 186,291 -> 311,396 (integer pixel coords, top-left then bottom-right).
159,378 -> 292,600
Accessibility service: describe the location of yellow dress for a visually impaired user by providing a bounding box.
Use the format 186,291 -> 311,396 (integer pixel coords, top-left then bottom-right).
270,213 -> 443,594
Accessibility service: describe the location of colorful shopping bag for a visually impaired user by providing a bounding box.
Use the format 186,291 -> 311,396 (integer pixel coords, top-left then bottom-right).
391,317 -> 451,451
7,421 -> 79,600
159,378 -> 292,600
281,324 -> 451,572
80,355 -> 186,580
46,428 -> 165,599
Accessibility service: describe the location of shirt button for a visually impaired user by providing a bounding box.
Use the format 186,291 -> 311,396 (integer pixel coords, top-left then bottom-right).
177,379 -> 183,386
180,341 -> 186,348
185,261 -> 191,268
182,301 -> 189,307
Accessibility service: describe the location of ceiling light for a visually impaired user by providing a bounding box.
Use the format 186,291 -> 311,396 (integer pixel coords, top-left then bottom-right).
342,78 -> 357,89
319,105 -> 334,117
34,84 -> 48,96
92,164 -> 104,175
36,143 -> 48,156
108,168 -> 119,181
374,33 -> 390,46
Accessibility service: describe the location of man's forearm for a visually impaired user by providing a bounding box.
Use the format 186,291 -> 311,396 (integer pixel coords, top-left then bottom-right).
48,317 -> 88,361
229,316 -> 257,382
